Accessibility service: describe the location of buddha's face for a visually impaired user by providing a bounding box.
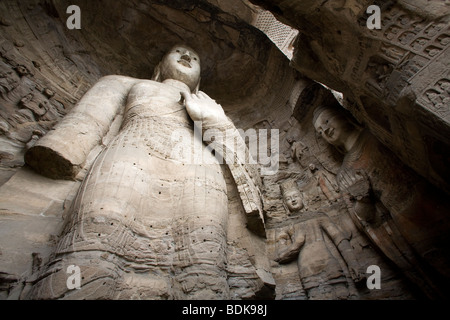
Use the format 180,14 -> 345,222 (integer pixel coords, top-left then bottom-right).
159,45 -> 201,91
314,108 -> 348,146
283,189 -> 303,213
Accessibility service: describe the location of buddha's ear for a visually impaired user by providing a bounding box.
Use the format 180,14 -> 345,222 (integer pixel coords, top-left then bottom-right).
151,63 -> 161,82
193,77 -> 201,94
281,201 -> 290,215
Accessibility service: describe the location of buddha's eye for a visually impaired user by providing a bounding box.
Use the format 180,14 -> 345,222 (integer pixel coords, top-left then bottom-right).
193,57 -> 197,61
176,49 -> 180,53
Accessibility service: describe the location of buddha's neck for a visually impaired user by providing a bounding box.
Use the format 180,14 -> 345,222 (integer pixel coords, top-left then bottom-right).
163,79 -> 191,93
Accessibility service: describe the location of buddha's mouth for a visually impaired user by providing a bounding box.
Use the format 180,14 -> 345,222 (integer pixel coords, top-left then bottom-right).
178,59 -> 191,68
325,127 -> 334,138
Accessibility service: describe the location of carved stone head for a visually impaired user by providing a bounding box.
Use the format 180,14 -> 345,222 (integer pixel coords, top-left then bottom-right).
313,105 -> 360,153
280,180 -> 304,214
152,44 -> 201,92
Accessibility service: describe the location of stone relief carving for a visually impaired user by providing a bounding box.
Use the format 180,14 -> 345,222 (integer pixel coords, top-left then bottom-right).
262,0 -> 450,196
420,78 -> 450,119
23,44 -> 269,299
312,103 -> 450,299
0,0 -> 449,301
364,57 -> 394,97
261,82 -> 417,300
273,180 -> 363,300
284,125 -> 341,210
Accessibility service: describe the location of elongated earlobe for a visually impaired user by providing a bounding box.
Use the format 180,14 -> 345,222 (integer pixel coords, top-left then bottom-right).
193,77 -> 201,94
281,201 -> 290,215
151,63 -> 161,82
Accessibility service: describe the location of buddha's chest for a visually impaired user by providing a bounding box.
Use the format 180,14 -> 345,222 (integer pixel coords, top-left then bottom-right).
125,81 -> 186,115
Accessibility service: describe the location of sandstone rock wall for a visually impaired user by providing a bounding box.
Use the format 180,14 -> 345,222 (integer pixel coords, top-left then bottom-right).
0,0 -> 445,300
0,0 -> 296,299
251,0 -> 450,195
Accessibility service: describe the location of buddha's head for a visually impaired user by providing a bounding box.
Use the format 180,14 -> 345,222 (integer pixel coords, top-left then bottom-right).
280,180 -> 304,214
313,105 -> 359,153
153,44 -> 201,92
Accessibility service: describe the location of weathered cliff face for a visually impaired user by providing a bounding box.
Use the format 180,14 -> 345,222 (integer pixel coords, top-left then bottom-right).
0,0 -> 297,184
0,0 -> 448,300
251,0 -> 450,299
0,0 -> 298,300
251,0 -> 450,195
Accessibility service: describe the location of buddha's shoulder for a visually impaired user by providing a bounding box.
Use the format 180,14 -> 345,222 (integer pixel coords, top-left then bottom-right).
130,79 -> 177,91
97,75 -> 162,88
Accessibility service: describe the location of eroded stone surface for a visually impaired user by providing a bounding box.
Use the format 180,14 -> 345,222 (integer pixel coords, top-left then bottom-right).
251,0 -> 450,195
0,0 -> 448,300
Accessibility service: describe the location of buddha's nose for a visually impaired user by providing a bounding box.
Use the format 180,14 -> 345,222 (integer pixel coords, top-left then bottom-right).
180,53 -> 191,62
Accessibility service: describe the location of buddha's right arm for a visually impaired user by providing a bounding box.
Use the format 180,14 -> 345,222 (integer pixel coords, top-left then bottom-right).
275,233 -> 304,264
25,75 -> 139,180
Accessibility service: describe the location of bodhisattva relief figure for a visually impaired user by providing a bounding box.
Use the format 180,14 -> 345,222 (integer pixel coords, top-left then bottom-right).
313,104 -> 450,298
274,180 -> 362,300
281,180 -> 304,214
24,45 -> 264,299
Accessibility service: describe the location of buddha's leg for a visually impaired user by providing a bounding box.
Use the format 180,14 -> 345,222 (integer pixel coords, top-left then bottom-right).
170,163 -> 229,299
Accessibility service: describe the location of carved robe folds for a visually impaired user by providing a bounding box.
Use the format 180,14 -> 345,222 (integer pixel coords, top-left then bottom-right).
340,130 -> 450,298
25,73 -> 267,299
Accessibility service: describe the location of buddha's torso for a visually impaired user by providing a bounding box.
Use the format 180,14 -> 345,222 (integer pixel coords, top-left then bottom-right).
295,215 -> 344,282
49,80 -> 230,299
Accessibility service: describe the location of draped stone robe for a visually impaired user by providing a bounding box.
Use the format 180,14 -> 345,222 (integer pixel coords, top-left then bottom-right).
28,80 -> 230,299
